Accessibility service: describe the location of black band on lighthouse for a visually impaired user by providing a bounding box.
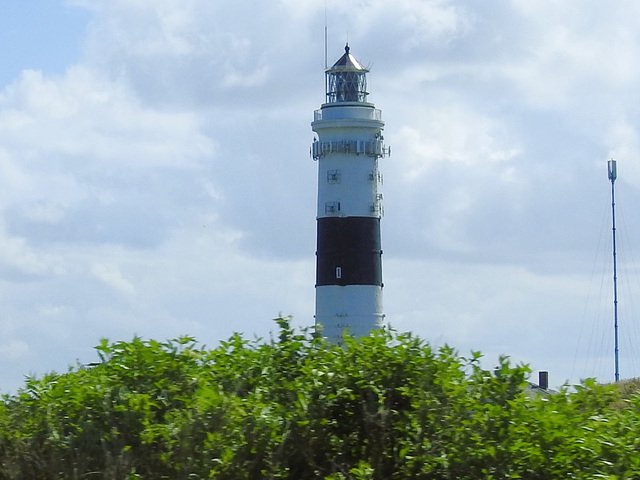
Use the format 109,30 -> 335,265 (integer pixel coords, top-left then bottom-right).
316,216 -> 382,286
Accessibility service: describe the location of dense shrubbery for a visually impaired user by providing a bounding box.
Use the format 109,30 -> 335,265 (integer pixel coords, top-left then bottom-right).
1,318 -> 640,479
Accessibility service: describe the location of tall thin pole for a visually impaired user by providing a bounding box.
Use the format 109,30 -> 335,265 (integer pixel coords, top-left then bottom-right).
608,159 -> 619,382
324,2 -> 328,70
324,1 -> 328,98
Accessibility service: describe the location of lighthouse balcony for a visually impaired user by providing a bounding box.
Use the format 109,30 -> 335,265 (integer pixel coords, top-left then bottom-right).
314,106 -> 382,122
311,138 -> 388,159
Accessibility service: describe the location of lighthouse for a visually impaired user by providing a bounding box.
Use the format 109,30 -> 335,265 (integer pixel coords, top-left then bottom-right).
311,44 -> 389,342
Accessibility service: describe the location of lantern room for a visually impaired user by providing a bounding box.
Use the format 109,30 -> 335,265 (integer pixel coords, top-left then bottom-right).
325,44 -> 369,103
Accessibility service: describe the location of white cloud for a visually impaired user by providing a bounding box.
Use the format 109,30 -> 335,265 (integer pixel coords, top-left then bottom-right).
0,340 -> 30,360
390,0 -> 472,50
91,262 -> 136,296
222,65 -> 270,88
395,104 -> 522,181
1,67 -> 214,170
0,226 -> 66,278
497,2 -> 640,110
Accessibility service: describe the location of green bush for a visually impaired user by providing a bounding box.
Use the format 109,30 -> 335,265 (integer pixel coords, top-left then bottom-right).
1,318 -> 639,479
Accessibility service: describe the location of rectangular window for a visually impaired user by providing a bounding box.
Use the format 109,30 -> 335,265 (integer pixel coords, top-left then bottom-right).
327,169 -> 341,184
335,266 -> 342,279
325,202 -> 341,214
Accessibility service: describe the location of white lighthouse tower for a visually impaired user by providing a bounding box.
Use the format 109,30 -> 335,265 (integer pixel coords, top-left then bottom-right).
311,44 -> 389,342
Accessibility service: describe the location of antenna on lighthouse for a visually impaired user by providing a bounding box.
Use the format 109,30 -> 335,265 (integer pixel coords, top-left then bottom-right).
608,158 -> 619,382
323,0 -> 328,97
324,1 -> 328,70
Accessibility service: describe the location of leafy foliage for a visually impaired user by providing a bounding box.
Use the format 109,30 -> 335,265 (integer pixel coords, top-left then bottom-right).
1,318 -> 640,479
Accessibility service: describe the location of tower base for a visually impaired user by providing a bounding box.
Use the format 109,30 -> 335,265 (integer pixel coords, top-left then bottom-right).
315,285 -> 384,343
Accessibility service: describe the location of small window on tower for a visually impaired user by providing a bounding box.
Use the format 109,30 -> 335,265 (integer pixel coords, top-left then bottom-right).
327,170 -> 341,184
325,202 -> 341,214
336,266 -> 342,279
369,170 -> 383,183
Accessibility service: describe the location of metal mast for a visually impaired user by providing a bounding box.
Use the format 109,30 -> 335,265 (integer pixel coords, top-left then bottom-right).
608,159 -> 619,382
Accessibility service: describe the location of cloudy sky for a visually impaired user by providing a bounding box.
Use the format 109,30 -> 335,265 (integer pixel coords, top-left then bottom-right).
2,0 -> 640,393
